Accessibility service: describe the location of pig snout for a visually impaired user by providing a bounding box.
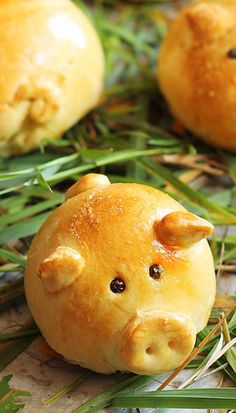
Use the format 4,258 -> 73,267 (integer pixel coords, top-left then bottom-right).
119,310 -> 196,375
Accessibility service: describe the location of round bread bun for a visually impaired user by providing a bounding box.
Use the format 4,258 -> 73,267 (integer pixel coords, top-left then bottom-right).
0,0 -> 104,157
25,174 -> 215,375
158,0 -> 236,152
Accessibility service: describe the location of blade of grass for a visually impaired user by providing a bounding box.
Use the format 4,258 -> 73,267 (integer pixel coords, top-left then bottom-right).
36,168 -> 52,193
190,337 -> 236,383
0,277 -> 24,309
113,388 -> 236,409
1,148 -> 184,193
44,370 -> 92,406
0,320 -> 38,371
0,249 -> 26,267
0,212 -> 51,244
72,374 -> 158,413
138,158 -> 236,223
0,295 -> 25,313
0,328 -> 39,342
0,193 -> 63,227
0,336 -> 35,372
0,263 -> 22,273
228,311 -> 236,331
48,148 -> 181,184
178,334 -> 224,389
222,315 -> 236,373
157,310 -> 233,391
0,153 -> 79,180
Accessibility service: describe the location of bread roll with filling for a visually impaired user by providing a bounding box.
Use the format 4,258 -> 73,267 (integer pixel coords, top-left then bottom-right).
0,0 -> 104,156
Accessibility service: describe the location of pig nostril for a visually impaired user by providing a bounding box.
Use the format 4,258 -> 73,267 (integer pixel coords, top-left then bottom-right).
168,340 -> 176,349
146,347 -> 152,355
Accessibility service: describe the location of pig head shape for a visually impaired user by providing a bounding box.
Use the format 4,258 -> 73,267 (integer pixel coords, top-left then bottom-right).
158,0 -> 236,151
25,174 -> 215,374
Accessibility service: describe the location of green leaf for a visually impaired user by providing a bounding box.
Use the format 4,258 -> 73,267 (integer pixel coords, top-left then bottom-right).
113,388 -> 236,409
0,374 -> 31,413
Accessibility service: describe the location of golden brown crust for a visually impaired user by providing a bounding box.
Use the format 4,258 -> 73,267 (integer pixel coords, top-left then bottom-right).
25,174 -> 216,374
66,174 -> 110,199
37,246 -> 85,293
120,310 -> 196,374
0,0 -> 104,156
156,211 -> 214,248
158,0 -> 236,152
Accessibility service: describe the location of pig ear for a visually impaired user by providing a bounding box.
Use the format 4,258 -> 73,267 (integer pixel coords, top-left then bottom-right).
155,211 -> 214,248
186,3 -> 234,42
37,246 -> 84,293
66,173 -> 110,199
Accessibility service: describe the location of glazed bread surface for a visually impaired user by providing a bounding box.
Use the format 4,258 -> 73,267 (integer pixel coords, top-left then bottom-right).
158,0 -> 236,151
25,175 -> 216,374
0,0 -> 104,156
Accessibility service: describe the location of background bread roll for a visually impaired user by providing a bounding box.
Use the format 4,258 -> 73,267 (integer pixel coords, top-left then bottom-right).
158,0 -> 236,152
0,0 -> 104,157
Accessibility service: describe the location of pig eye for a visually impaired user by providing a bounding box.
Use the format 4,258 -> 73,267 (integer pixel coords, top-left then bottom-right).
149,264 -> 163,280
110,277 -> 125,293
227,48 -> 236,58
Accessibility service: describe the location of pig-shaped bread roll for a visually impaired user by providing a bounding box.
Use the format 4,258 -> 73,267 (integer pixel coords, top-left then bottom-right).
0,0 -> 104,157
25,174 -> 215,375
158,0 -> 236,152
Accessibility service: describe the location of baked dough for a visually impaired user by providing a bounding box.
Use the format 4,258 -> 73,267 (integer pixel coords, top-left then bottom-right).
0,0 -> 104,157
158,0 -> 236,152
25,174 -> 216,374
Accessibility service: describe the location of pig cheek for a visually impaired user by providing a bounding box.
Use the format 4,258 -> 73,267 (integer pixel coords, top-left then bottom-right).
59,281 -> 98,336
60,278 -> 122,342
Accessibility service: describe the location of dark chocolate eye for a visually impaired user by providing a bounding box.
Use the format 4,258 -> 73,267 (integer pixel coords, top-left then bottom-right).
110,277 -> 125,293
149,264 -> 163,280
227,48 -> 236,58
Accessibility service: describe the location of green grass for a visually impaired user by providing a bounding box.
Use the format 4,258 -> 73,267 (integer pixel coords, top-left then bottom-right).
0,0 -> 235,411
